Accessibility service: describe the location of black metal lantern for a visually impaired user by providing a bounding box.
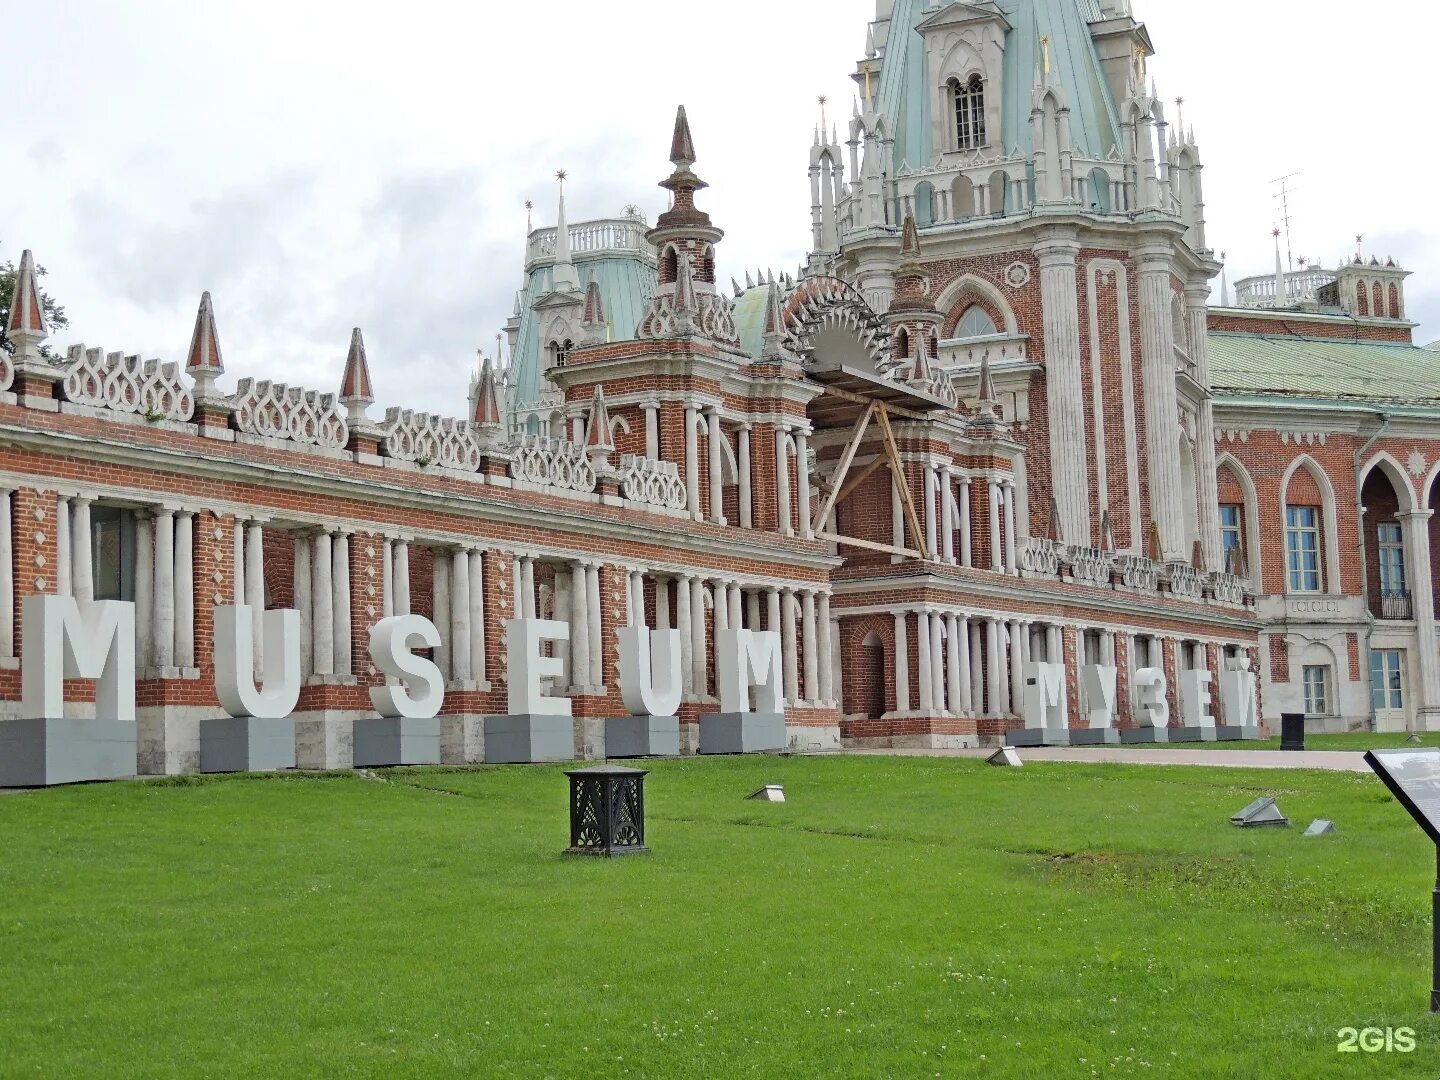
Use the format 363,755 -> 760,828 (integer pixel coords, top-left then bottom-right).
564,765 -> 650,857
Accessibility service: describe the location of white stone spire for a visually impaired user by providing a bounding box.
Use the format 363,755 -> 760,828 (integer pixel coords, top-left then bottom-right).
551,170 -> 580,293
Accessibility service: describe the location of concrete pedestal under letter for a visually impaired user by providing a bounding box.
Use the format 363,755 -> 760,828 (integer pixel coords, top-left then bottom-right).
200,716 -> 295,773
483,715 -> 575,764
606,715 -> 681,758
1006,727 -> 1072,748
1068,728 -> 1122,746
0,717 -> 137,787
353,716 -> 442,767
698,712 -> 786,754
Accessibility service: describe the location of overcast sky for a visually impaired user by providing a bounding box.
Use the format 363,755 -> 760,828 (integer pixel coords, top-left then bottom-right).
6,1 -> 1435,417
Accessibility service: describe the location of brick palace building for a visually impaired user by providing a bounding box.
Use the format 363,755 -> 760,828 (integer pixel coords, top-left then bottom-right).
2,0 -> 1435,773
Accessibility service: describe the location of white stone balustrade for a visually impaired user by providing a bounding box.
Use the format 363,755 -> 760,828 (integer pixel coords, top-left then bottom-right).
382,408 -> 482,471
232,378 -> 349,449
62,346 -> 195,422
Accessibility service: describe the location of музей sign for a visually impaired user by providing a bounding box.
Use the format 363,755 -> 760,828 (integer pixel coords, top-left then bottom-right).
17,595 -> 788,723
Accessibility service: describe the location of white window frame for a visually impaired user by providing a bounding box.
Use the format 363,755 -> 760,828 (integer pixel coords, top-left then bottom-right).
1301,664 -> 1331,716
1285,504 -> 1322,593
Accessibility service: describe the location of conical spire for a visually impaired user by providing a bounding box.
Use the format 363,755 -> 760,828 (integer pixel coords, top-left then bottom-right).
1219,251 -> 1230,307
1146,520 -> 1163,562
551,171 -> 580,293
968,349 -> 1004,435
472,355 -> 503,427
1191,538 -> 1204,569
185,291 -> 224,380
339,327 -> 374,420
978,347 -> 997,405
900,212 -> 921,259
761,280 -> 789,358
4,249 -> 48,355
1047,494 -> 1063,543
670,106 -> 696,168
581,279 -> 607,343
673,249 -> 697,330
583,383 -> 615,459
908,331 -> 933,385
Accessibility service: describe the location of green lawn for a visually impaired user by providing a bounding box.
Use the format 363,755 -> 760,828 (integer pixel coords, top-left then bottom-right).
2,756 -> 1438,1078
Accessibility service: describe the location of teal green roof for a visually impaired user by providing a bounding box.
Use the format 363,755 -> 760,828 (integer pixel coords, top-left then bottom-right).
880,0 -> 1123,169
1209,332 -> 1440,406
512,253 -> 657,405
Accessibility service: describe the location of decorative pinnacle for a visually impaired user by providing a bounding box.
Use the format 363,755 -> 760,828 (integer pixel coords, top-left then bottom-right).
556,169 -> 567,190
670,105 -> 696,168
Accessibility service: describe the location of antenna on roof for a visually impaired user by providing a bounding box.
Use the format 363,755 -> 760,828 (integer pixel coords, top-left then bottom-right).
1271,172 -> 1300,272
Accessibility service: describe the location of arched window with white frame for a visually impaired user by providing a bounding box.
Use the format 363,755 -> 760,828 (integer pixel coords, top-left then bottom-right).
953,75 -> 987,151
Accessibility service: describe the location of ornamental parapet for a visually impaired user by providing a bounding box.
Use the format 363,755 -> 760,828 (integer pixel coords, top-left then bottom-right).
61,345 -> 195,423
381,408 -> 481,472
233,378 -> 348,449
508,435 -> 597,495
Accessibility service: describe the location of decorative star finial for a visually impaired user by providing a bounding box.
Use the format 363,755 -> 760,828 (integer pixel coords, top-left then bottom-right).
525,199 -> 533,210
1272,228 -> 1282,238
555,169 -> 567,192
623,204 -> 640,217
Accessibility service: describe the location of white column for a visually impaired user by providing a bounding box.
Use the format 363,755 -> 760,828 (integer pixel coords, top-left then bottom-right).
969,621 -> 983,714
431,551 -> 451,682
776,426 -> 793,536
1034,232 -> 1089,543
381,538 -> 394,619
915,609 -> 933,712
294,534 -> 312,677
989,482 -> 1003,571
766,588 -> 782,636
55,496 -> 71,598
246,521 -> 265,671
470,550 -> 487,684
1138,249 -> 1185,559
174,511 -> 194,669
152,508 -> 175,670
1003,481 -> 1018,574
134,515 -> 152,672
450,548 -> 471,684
232,518 -> 244,604
676,576 -> 693,694
738,425 -> 753,529
586,561 -> 603,688
727,582 -> 742,631
747,589 -> 762,632
707,408 -> 724,524
71,497 -> 93,602
333,533 -> 352,677
941,473 -> 956,565
684,404 -> 701,520
894,612 -> 910,714
796,430 -> 812,539
923,465 -> 938,560
817,591 -> 835,704
930,612 -> 946,712
311,531 -> 333,676
1403,510 -> 1440,723
0,491 -> 12,659
1008,621 -> 1024,716
656,577 -> 671,630
957,615 -> 973,713
393,540 -> 411,617
985,619 -> 1001,716
690,575 -> 707,697
801,590 -> 819,704
945,613 -> 962,715
569,560 -> 589,691
781,588 -> 799,706
521,557 -> 536,619
960,479 -> 973,567
643,403 -> 660,460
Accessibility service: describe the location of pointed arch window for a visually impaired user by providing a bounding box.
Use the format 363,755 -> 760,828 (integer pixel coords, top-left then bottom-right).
955,305 -> 999,341
954,75 -> 987,151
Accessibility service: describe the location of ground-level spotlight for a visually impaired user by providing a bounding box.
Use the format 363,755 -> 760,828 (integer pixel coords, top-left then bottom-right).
987,746 -> 1023,767
1303,819 -> 1337,836
1230,796 -> 1289,828
746,784 -> 785,802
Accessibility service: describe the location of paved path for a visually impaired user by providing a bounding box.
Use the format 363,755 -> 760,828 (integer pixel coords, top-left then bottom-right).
848,746 -> 1374,773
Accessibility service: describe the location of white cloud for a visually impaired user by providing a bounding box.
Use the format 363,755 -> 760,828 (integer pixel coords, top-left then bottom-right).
5,0 -> 1435,417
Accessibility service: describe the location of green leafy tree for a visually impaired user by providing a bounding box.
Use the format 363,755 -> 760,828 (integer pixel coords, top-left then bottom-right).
0,254 -> 69,359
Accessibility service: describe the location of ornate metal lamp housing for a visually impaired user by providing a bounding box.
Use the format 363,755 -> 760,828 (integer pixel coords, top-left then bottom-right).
564,765 -> 650,857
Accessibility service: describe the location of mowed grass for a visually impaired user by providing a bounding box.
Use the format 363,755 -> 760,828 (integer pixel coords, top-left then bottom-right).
2,756 -> 1438,1078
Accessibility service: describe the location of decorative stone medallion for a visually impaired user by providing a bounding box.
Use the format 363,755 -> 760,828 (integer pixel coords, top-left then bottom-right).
1004,262 -> 1031,289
